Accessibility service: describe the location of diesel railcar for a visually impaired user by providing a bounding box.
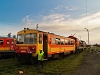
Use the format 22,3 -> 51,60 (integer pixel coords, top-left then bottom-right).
16,28 -> 76,63
0,37 -> 16,58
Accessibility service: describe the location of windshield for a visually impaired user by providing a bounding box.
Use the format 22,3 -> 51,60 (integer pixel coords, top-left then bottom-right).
17,33 -> 37,44
17,34 -> 24,44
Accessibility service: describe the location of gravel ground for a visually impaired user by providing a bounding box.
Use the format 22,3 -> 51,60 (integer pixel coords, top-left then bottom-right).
71,50 -> 100,75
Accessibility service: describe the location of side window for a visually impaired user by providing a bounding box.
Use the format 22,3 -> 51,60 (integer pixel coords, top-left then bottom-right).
6,40 -> 10,45
80,41 -> 83,46
56,38 -> 60,45
39,34 -> 42,44
71,41 -> 73,45
68,40 -> 70,45
61,39 -> 65,45
0,40 -> 4,45
51,37 -> 55,44
65,40 -> 68,45
12,39 -> 14,44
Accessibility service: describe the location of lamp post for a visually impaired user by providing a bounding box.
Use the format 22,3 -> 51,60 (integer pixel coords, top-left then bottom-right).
79,36 -> 81,40
84,28 -> 89,45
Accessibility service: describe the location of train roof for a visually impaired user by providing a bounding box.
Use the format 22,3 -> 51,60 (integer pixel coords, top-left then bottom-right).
18,28 -> 70,38
80,40 -> 86,42
68,36 -> 78,39
18,28 -> 52,34
0,37 -> 14,39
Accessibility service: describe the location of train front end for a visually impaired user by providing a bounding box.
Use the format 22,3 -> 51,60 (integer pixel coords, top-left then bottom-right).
16,29 -> 41,63
0,37 -> 16,58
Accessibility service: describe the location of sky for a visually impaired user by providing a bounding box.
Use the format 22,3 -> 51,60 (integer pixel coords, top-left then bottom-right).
0,0 -> 100,44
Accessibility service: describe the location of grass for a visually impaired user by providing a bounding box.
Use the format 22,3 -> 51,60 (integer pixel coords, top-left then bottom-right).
0,49 -> 88,75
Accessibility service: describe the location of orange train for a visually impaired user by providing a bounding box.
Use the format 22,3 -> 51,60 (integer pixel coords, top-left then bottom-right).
16,28 -> 87,63
0,37 -> 16,58
68,36 -> 87,52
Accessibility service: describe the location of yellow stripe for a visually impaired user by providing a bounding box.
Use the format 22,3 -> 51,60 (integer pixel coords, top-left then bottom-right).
20,47 -> 28,49
0,47 -> 10,50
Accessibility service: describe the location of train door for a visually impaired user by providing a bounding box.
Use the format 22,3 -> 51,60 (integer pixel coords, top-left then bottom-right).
43,33 -> 48,58
74,38 -> 77,50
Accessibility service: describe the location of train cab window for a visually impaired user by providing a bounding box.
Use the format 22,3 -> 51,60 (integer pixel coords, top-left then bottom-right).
30,33 -> 37,44
39,34 -> 42,44
25,34 -> 30,43
56,38 -> 60,45
6,40 -> 10,45
0,40 -> 4,45
17,34 -> 24,43
51,37 -> 55,44
25,33 -> 37,44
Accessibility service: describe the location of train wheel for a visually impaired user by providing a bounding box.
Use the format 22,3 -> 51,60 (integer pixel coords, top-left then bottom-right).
59,53 -> 64,58
31,57 -> 38,64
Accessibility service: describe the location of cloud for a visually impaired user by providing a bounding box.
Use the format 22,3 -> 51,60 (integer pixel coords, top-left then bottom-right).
22,12 -> 100,29
42,14 -> 70,23
65,5 -> 84,11
0,23 -> 23,36
53,4 -> 85,12
22,12 -> 100,44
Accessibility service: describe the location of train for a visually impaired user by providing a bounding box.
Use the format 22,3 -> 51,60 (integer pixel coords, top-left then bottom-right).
16,28 -> 87,63
0,37 -> 16,58
68,36 -> 87,52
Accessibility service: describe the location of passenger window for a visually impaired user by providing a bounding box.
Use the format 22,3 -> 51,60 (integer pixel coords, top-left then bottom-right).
56,38 -> 60,45
68,40 -> 70,45
65,40 -> 68,45
12,40 -> 14,44
0,40 -> 3,45
6,40 -> 10,45
51,37 -> 55,44
61,39 -> 65,45
71,41 -> 73,45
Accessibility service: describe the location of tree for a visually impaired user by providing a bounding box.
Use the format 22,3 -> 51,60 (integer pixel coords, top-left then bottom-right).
13,35 -> 16,38
7,32 -> 11,37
